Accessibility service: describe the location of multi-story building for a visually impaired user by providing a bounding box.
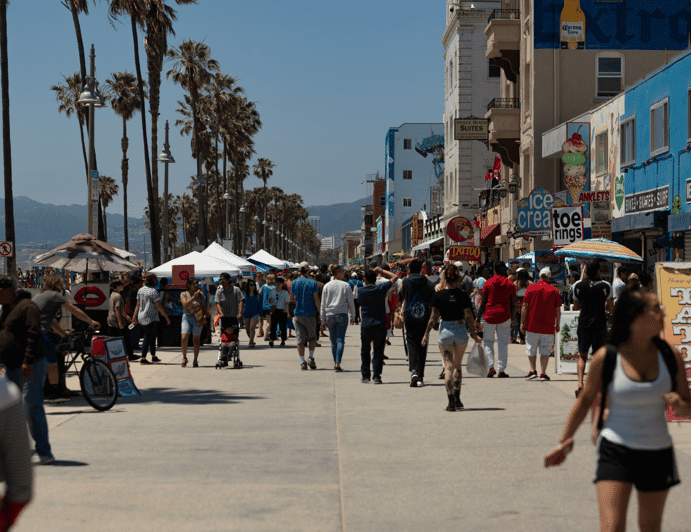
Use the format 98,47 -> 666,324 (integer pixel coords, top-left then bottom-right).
443,0 -> 501,254
384,123 -> 444,257
320,236 -> 335,251
485,0 -> 688,260
360,173 -> 385,260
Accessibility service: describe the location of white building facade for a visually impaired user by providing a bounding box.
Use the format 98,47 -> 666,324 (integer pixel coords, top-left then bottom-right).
442,1 -> 501,247
384,122 -> 444,255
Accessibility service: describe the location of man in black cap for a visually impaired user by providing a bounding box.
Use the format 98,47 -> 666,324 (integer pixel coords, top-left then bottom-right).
572,259 -> 613,396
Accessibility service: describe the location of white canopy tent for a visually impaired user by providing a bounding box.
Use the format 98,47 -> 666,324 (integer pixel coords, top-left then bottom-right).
248,249 -> 287,270
148,251 -> 241,279
202,243 -> 254,277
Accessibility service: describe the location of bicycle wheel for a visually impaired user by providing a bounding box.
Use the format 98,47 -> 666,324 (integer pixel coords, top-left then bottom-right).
80,359 -> 118,411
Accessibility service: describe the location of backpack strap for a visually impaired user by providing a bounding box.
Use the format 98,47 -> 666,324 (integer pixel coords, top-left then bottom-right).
651,337 -> 678,393
597,344 -> 618,430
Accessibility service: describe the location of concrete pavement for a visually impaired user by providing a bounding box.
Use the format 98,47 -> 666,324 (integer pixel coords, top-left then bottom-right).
15,326 -> 691,532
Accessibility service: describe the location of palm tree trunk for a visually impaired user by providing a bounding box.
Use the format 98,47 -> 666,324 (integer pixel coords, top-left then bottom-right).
234,169 -> 239,254
70,1 -> 87,81
147,56 -> 161,254
222,138 -> 227,241
131,16 -> 160,266
1,1 -> 16,278
122,117 -> 129,251
190,94 -> 205,247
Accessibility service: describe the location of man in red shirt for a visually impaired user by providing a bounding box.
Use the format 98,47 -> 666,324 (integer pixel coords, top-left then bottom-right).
475,261 -> 516,378
520,267 -> 561,381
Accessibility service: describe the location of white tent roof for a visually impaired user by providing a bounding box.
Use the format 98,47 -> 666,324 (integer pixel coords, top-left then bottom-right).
201,243 -> 254,275
248,249 -> 287,269
148,251 -> 241,278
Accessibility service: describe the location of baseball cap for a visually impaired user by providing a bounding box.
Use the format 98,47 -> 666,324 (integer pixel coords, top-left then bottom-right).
351,273 -> 357,278
539,267 -> 552,278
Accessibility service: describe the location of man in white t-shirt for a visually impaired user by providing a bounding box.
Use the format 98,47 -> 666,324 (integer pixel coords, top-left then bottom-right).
611,265 -> 629,303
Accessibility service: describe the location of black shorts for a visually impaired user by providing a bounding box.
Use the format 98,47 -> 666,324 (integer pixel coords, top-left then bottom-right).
263,310 -> 272,318
578,326 -> 606,355
595,437 -> 680,492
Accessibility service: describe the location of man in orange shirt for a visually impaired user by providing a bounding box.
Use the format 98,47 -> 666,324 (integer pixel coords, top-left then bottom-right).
475,261 -> 516,378
520,267 -> 561,381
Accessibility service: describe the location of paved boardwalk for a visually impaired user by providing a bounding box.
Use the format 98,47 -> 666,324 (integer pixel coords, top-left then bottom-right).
16,326 -> 691,532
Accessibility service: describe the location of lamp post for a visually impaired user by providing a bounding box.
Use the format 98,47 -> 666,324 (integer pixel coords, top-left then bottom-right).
239,204 -> 246,257
262,219 -> 267,251
223,190 -> 232,241
253,213 -> 260,252
78,44 -> 106,236
269,221 -> 275,256
157,120 -> 175,262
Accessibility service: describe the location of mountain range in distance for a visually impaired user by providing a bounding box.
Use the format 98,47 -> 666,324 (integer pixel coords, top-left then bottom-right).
0,195 -> 367,269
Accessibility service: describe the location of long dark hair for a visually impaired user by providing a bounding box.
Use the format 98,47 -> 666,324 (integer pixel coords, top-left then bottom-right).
245,279 -> 257,296
608,287 -> 651,346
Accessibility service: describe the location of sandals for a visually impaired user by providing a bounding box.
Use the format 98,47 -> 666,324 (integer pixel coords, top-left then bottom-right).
181,358 -> 188,367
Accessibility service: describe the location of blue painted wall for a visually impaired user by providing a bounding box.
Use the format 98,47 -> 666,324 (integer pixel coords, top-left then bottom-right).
535,1 -> 691,50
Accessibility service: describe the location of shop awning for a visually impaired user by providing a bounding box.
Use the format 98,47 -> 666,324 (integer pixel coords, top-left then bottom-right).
481,224 -> 501,247
411,236 -> 444,252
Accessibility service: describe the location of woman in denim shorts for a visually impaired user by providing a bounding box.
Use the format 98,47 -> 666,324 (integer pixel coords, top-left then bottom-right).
180,278 -> 204,367
422,264 -> 480,412
243,280 -> 261,347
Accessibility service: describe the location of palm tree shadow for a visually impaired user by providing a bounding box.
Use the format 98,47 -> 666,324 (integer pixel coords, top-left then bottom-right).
52,460 -> 89,467
119,387 -> 264,405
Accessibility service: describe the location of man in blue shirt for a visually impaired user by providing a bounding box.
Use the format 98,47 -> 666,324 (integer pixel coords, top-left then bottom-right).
290,263 -> 321,370
358,267 -> 398,384
348,272 -> 364,324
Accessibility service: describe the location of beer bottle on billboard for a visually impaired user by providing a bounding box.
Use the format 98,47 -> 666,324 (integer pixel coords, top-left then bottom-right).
560,0 -> 585,50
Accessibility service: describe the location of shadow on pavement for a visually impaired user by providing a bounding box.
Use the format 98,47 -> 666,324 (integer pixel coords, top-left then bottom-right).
118,387 -> 265,405
459,407 -> 506,412
51,460 -> 89,467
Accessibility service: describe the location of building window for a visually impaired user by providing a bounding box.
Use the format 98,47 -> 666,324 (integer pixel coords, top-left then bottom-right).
404,139 -> 412,149
595,131 -> 608,176
403,198 -> 412,208
620,117 -> 635,166
489,58 -> 501,78
596,55 -> 622,98
403,170 -> 412,180
379,195 -> 385,206
651,98 -> 669,156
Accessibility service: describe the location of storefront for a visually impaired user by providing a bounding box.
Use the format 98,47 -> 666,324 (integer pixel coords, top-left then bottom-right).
612,210 -> 670,274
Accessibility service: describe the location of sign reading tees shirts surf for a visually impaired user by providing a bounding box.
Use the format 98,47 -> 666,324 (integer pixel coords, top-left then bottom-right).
534,0 -> 691,51
624,185 -> 669,214
551,205 -> 584,248
515,187 -> 566,237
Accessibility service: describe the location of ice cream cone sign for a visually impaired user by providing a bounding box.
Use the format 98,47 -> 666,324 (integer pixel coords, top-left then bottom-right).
562,124 -> 589,206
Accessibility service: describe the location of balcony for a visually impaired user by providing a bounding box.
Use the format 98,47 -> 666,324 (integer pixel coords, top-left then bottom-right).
485,9 -> 520,83
485,98 -> 520,166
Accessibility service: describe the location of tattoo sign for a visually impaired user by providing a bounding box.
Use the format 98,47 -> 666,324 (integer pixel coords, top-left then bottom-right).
0,241 -> 13,257
448,245 -> 481,262
655,262 -> 691,421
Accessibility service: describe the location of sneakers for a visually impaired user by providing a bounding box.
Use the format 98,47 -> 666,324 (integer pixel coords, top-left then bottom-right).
361,376 -> 371,383
410,372 -> 419,388
525,371 -> 537,380
301,362 -> 308,371
439,369 -> 445,380
192,361 -> 199,368
373,375 -> 382,385
269,340 -> 274,348
417,378 -> 424,388
32,454 -> 55,466
497,371 -> 510,378
151,356 -> 161,363
486,368 -> 496,378
307,358 -> 317,370
181,358 -> 188,368
280,341 -> 285,346
540,373 -> 551,381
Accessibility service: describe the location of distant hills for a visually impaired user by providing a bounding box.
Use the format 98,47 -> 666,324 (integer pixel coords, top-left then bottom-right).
0,195 -> 366,268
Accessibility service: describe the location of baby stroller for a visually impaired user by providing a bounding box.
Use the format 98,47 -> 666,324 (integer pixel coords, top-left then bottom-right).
215,321 -> 243,369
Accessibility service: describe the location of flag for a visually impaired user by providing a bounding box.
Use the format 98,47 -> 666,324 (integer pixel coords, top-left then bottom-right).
485,171 -> 492,183
492,156 -> 502,181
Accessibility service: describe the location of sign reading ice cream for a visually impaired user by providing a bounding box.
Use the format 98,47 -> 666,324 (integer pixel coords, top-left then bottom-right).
562,123 -> 590,219
516,187 -> 565,237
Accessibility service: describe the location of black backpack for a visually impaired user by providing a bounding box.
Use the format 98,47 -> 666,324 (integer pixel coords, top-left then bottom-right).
596,337 -> 677,430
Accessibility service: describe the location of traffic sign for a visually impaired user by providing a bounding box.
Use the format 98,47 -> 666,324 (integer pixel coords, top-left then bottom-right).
0,241 -> 13,257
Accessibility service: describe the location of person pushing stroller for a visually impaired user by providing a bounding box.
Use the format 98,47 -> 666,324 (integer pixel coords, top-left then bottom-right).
216,323 -> 242,369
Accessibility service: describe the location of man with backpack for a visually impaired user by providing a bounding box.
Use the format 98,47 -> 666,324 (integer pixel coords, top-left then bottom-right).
573,259 -> 613,396
399,258 -> 435,387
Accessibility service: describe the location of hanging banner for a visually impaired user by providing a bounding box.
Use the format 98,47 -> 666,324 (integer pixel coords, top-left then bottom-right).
551,205 -> 584,249
448,245 -> 481,262
655,262 -> 691,421
446,216 -> 474,244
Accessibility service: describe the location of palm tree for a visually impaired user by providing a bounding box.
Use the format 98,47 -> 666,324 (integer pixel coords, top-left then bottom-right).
99,175 -> 119,241
50,73 -> 89,182
253,158 -> 274,249
1,0 -> 16,277
174,192 -> 197,253
167,39 -> 219,248
105,71 -> 145,251
61,0 -> 91,82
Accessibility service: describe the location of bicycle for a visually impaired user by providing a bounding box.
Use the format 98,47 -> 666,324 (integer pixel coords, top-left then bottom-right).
56,328 -> 118,411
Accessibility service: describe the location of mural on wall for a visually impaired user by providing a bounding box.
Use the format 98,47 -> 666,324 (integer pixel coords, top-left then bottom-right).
535,0 -> 691,50
415,133 -> 445,180
563,122 -> 590,218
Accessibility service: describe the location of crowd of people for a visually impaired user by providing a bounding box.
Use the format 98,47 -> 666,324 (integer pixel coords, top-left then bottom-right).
2,253 -> 691,531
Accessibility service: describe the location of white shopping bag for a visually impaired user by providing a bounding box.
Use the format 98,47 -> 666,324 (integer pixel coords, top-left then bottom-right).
466,341 -> 488,376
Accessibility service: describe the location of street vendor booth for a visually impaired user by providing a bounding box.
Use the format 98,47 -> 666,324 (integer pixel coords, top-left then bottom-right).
202,242 -> 255,277
248,249 -> 289,272
148,252 -> 242,347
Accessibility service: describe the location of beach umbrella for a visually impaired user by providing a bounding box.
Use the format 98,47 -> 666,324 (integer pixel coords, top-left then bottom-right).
554,238 -> 643,263
33,233 -> 139,273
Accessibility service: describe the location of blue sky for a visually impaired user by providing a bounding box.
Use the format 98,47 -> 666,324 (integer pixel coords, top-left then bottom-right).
3,0 -> 444,217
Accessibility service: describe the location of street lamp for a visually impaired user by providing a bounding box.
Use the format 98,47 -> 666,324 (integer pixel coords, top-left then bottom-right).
239,204 -> 246,257
78,44 -> 106,236
157,120 -> 175,262
269,222 -> 275,256
262,219 -> 267,251
508,174 -> 521,195
223,190 -> 232,241
253,213 -> 260,252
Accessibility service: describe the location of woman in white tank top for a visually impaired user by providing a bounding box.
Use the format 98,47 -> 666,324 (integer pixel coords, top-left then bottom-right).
547,287 -> 691,532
